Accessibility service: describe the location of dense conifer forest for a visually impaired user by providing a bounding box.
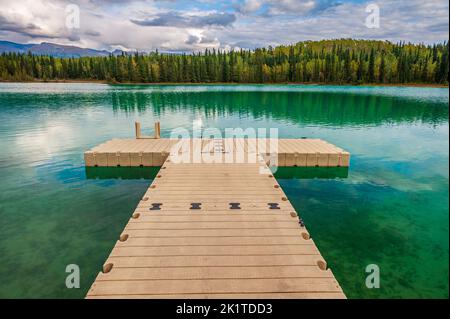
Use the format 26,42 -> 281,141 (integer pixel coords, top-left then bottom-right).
0,39 -> 448,84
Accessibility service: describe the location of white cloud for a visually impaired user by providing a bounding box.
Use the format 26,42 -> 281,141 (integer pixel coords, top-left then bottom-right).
266,0 -> 317,15
0,0 -> 448,52
238,0 -> 339,15
238,0 -> 264,14
224,0 -> 449,48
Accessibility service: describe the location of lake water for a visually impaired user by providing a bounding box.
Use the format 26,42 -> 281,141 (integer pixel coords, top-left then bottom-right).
0,83 -> 448,298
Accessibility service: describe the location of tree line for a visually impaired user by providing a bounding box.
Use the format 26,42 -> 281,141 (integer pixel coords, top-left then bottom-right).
0,39 -> 448,84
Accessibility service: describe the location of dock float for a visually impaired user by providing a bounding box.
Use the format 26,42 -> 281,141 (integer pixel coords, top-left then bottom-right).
85,137 -> 348,299
84,138 -> 350,167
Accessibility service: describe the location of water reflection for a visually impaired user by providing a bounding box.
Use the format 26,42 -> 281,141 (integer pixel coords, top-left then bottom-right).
274,166 -> 349,179
85,166 -> 349,180
85,166 -> 159,180
1,87 -> 447,126
110,90 -> 448,126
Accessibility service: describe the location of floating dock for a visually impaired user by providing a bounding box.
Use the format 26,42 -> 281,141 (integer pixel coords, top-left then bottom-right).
85,137 -> 349,299
84,138 -> 350,167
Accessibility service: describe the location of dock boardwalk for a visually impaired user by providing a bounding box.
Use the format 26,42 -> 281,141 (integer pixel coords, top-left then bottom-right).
84,138 -> 350,167
86,153 -> 346,299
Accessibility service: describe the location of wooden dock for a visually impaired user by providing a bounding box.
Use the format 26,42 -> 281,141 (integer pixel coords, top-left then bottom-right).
85,137 -> 348,298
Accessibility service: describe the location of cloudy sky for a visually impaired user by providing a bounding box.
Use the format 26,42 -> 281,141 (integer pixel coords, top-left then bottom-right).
0,0 -> 448,52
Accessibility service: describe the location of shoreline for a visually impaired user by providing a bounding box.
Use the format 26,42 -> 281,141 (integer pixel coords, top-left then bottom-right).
0,79 -> 448,88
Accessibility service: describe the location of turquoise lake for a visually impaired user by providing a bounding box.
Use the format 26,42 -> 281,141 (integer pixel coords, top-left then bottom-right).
0,83 -> 448,298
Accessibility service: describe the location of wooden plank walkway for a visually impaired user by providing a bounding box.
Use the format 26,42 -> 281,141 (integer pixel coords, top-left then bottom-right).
84,138 -> 350,167
86,153 -> 346,299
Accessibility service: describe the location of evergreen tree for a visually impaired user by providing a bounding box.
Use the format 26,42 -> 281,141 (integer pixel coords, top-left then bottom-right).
368,48 -> 375,83
0,39 -> 447,85
379,52 -> 385,83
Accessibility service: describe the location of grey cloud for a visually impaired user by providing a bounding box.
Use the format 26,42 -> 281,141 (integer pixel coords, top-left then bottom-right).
0,15 -> 38,33
131,11 -> 236,28
427,22 -> 449,33
68,33 -> 81,41
0,14 -> 56,39
200,36 -> 216,44
185,35 -> 200,45
185,35 -> 217,46
85,30 -> 101,36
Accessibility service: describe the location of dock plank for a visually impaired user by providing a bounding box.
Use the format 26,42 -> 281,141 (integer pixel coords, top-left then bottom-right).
88,278 -> 342,296
94,266 -> 334,281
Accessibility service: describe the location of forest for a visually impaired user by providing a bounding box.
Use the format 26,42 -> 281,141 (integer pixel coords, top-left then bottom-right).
0,39 -> 448,85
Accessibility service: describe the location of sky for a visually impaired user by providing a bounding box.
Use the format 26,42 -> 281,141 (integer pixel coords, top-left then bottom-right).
0,0 -> 448,52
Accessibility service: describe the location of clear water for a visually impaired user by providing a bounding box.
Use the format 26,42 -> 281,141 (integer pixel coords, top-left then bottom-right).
0,83 -> 448,298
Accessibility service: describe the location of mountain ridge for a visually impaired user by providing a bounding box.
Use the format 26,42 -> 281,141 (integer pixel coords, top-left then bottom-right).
0,40 -> 125,57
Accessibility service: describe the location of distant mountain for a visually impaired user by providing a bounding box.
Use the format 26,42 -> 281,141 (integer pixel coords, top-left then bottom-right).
0,41 -> 33,53
0,40 -> 125,57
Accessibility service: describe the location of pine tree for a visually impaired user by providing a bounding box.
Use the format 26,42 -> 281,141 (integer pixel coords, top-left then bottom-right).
368,48 -> 375,83
0,39 -> 447,85
379,52 -> 385,83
